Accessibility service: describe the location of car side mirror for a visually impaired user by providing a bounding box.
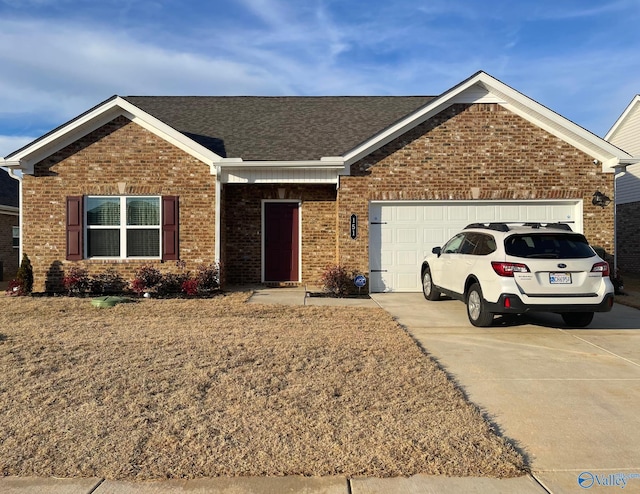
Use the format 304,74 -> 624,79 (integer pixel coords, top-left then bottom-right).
432,246 -> 442,256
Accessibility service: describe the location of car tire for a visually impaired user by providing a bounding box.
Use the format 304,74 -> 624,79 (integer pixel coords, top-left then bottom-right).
422,267 -> 440,301
466,283 -> 493,327
561,312 -> 594,328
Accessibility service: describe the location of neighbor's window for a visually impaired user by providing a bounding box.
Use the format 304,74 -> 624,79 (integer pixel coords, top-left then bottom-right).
86,196 -> 160,258
12,226 -> 19,248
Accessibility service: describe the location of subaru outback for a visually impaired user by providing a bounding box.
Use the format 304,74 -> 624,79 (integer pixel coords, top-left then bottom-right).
420,223 -> 615,327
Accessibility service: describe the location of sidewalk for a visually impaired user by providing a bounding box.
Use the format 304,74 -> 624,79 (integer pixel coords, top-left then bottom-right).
0,474 -> 546,493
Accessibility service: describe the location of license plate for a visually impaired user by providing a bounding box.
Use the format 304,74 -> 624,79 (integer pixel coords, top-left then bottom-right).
550,272 -> 572,284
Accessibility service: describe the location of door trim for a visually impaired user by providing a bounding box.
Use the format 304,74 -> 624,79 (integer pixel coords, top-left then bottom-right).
261,200 -> 302,283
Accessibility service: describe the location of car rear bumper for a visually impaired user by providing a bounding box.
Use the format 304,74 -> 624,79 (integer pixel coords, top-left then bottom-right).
485,293 -> 615,314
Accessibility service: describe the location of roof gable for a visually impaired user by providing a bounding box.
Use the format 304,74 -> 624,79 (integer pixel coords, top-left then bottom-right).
344,71 -> 635,170
605,95 -> 640,156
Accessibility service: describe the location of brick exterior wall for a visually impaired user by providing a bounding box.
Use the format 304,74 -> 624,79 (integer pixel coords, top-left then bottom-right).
617,202 -> 640,274
22,116 -> 217,292
0,212 -> 19,281
337,103 -> 614,276
223,184 -> 337,285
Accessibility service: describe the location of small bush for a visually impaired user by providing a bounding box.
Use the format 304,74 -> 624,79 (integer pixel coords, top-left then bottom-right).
131,265 -> 163,294
157,272 -> 192,296
320,264 -> 357,297
63,266 -> 91,296
90,268 -> 127,295
5,279 -> 27,296
181,279 -> 199,296
15,254 -> 34,295
195,263 -> 220,293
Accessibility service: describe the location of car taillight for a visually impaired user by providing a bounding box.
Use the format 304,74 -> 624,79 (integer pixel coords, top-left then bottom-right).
591,261 -> 610,277
491,261 -> 530,277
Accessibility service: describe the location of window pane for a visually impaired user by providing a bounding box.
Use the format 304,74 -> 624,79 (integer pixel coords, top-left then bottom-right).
88,230 -> 120,257
127,229 -> 160,257
87,198 -> 120,226
127,198 -> 160,226
12,226 -> 19,248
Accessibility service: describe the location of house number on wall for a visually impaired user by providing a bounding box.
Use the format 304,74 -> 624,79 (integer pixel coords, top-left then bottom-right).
350,214 -> 357,239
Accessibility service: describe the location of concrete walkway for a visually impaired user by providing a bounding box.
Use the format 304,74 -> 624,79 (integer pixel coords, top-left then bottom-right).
11,286 -> 638,493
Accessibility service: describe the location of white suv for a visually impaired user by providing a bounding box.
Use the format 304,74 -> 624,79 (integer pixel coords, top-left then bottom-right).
420,223 -> 615,327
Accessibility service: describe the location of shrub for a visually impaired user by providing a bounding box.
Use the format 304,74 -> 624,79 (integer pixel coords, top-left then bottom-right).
131,265 -> 163,294
320,264 -> 357,297
5,279 -> 27,296
63,266 -> 91,296
91,268 -> 127,295
195,263 -> 220,293
157,272 -> 192,296
7,254 -> 34,296
181,279 -> 199,296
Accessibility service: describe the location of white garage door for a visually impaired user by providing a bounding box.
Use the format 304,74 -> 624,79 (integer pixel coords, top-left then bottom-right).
369,200 -> 582,293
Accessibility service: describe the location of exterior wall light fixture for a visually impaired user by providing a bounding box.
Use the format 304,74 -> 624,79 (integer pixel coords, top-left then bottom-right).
592,191 -> 611,208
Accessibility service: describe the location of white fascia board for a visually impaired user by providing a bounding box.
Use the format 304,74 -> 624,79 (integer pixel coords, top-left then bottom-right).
343,71 -> 634,170
605,94 -> 640,140
6,97 -> 222,174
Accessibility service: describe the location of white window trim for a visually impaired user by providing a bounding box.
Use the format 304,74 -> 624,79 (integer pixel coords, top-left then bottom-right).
85,195 -> 162,260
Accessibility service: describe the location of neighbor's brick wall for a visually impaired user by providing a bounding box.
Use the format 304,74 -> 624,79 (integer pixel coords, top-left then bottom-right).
223,184 -> 337,285
22,116 -> 217,292
617,201 -> 640,274
338,103 -> 614,276
0,212 -> 19,281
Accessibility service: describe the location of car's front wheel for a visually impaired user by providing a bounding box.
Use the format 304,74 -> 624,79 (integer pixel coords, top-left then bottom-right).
466,283 -> 494,327
422,267 -> 440,301
561,312 -> 594,328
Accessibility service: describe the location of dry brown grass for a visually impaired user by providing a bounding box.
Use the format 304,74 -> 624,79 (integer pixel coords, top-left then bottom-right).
0,292 -> 525,480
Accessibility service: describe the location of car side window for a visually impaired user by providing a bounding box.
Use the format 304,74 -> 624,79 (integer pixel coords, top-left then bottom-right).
442,233 -> 465,254
459,234 -> 477,255
473,234 -> 497,256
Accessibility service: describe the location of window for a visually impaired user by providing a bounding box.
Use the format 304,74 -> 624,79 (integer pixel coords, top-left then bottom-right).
12,226 -> 19,248
86,196 -> 161,258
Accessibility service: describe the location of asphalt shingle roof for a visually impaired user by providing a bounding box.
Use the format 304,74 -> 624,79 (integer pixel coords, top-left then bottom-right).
0,168 -> 19,208
123,96 -> 435,161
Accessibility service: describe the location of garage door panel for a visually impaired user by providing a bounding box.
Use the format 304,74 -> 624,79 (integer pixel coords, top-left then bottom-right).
369,201 -> 582,293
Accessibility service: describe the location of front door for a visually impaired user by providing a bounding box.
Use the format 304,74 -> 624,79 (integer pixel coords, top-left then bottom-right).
264,202 -> 300,282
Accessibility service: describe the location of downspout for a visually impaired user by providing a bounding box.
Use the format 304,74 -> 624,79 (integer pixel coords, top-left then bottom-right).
214,165 -> 222,265
7,167 -> 23,263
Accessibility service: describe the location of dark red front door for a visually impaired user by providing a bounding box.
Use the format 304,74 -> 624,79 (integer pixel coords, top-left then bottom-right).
264,202 -> 299,282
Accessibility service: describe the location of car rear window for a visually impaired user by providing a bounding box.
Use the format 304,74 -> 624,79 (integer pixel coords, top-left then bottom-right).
504,233 -> 595,259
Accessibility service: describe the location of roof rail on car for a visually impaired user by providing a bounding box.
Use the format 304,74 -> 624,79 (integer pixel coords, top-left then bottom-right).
464,223 -> 510,232
464,222 -> 574,232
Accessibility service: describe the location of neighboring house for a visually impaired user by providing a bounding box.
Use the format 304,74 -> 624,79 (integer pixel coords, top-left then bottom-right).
605,95 -> 640,274
1,71 -> 636,293
0,167 -> 19,281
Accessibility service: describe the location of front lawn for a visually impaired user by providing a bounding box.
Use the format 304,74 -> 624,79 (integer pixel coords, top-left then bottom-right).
0,293 -> 524,480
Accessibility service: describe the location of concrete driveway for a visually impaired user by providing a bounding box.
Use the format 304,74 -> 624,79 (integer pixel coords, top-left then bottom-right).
370,293 -> 640,493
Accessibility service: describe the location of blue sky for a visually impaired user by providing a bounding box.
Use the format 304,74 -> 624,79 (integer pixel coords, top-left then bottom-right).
1,0 -> 639,158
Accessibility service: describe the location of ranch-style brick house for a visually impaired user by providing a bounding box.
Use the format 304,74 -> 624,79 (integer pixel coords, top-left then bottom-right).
1,71 -> 636,293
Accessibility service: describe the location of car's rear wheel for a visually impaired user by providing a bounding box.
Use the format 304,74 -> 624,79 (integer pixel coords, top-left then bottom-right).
561,312 -> 594,328
467,283 -> 494,327
422,267 -> 440,301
